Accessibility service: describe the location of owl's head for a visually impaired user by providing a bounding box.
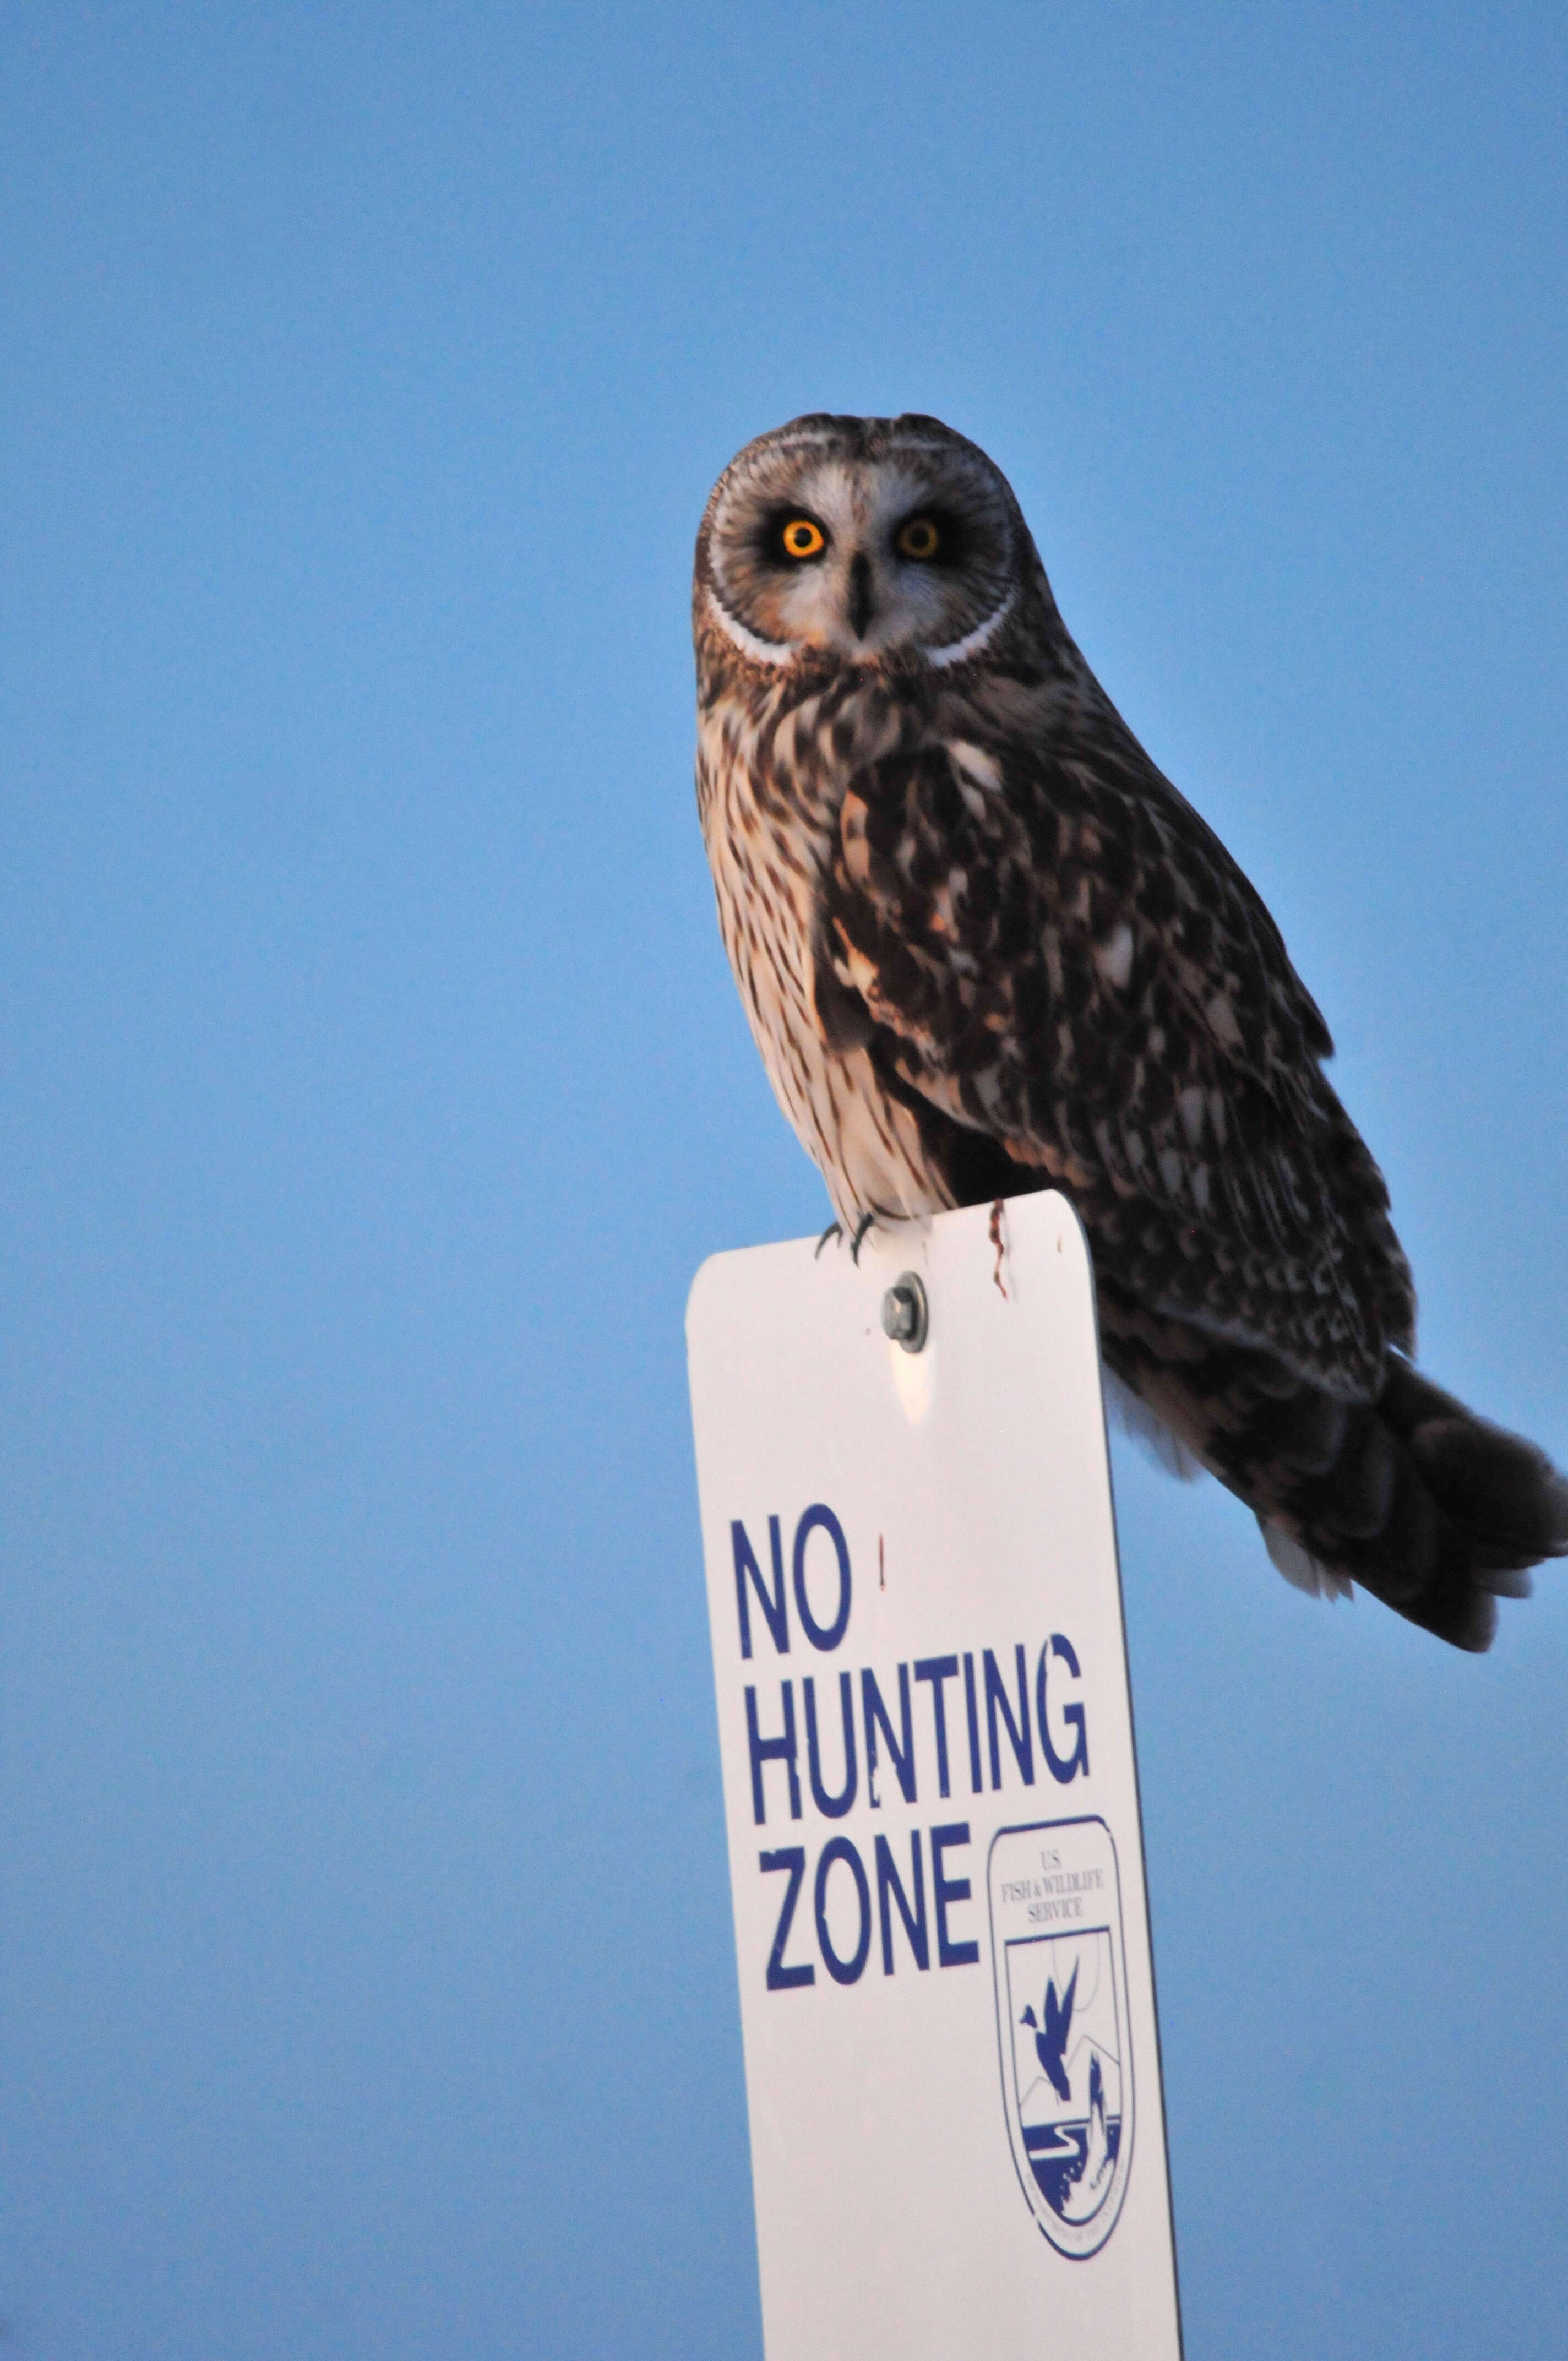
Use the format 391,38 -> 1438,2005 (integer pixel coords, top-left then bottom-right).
695,414 -> 1037,674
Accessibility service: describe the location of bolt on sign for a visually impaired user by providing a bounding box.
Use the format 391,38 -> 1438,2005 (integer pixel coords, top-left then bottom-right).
686,1193 -> 1182,2361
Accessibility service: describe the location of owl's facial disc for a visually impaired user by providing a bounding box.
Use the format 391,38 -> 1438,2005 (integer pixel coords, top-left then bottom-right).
702,420 -> 1020,668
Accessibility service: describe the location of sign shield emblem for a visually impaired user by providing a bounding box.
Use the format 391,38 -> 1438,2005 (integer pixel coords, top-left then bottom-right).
989,1817 -> 1135,2257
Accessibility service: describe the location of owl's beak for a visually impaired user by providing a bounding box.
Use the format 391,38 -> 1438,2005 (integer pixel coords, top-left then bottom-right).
846,551 -> 875,641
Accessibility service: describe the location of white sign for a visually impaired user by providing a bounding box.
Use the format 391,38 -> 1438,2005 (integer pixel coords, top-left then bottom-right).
686,1192 -> 1182,2360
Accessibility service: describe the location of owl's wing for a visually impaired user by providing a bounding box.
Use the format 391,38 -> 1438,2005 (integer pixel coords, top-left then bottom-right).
819,723 -> 1414,1397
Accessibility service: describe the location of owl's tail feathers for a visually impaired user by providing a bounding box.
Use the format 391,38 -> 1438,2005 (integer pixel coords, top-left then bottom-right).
1257,1357 -> 1568,1652
1097,1286 -> 1568,1649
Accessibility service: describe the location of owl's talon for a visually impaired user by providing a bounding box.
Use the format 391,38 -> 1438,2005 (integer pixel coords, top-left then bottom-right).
814,1214 -> 876,1261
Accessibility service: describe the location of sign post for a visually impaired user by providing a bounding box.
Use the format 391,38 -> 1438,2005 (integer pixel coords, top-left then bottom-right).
687,1192 -> 1182,2360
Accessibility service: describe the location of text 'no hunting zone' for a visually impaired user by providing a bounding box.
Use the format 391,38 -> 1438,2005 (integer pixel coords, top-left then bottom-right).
727,1503 -> 1095,1995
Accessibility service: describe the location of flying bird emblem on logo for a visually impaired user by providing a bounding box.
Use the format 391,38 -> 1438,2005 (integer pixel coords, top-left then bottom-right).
1021,1963 -> 1079,2107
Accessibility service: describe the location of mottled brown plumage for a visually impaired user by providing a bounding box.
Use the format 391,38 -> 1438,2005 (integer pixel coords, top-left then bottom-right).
693,412 -> 1568,1649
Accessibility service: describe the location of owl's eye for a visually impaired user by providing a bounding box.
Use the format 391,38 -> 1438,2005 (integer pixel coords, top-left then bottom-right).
896,515 -> 942,561
778,516 -> 827,561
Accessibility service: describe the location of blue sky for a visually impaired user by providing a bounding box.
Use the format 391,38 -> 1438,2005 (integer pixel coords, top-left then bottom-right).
2,6 -> 1565,2355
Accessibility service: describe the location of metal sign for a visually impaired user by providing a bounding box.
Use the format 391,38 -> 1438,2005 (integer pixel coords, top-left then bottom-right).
686,1192 -> 1182,2360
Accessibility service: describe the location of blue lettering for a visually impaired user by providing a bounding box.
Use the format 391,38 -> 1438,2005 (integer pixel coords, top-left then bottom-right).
913,1656 -> 958,1798
745,1681 -> 801,1824
759,1848 -> 813,1989
875,1830 -> 929,1973
1037,1634 -> 1090,1784
732,1516 -> 789,1658
862,1663 -> 916,1807
814,1837 -> 872,1984
792,1504 -> 852,1651
961,1653 -> 983,1794
803,1672 -> 858,1818
931,1821 -> 979,1966
984,1644 -> 1035,1790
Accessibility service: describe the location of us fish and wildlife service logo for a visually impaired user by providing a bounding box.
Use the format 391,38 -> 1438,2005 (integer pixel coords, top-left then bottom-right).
988,1816 -> 1134,2258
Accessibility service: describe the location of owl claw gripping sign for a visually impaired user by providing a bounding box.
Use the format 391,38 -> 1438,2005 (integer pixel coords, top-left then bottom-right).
687,1194 -> 1182,2360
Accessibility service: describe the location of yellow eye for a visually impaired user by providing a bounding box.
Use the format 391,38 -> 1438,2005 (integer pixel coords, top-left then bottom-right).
897,515 -> 941,561
780,516 -> 826,559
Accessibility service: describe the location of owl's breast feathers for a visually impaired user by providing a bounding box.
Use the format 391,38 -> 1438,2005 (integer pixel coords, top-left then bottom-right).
696,668 -> 968,1230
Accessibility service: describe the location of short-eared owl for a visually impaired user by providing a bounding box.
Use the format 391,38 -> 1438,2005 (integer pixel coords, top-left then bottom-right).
693,412 -> 1568,1650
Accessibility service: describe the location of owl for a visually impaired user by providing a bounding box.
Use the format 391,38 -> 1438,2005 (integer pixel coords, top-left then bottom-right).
692,412 -> 1568,1651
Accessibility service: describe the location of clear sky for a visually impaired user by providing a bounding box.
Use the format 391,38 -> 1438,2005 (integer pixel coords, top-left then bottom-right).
3,6 -> 1565,2356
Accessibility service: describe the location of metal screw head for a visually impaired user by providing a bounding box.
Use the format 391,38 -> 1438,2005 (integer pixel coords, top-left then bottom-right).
880,1272 -> 929,1354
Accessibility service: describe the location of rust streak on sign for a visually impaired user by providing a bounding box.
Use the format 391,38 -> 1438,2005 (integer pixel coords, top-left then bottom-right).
989,1199 -> 1009,1298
